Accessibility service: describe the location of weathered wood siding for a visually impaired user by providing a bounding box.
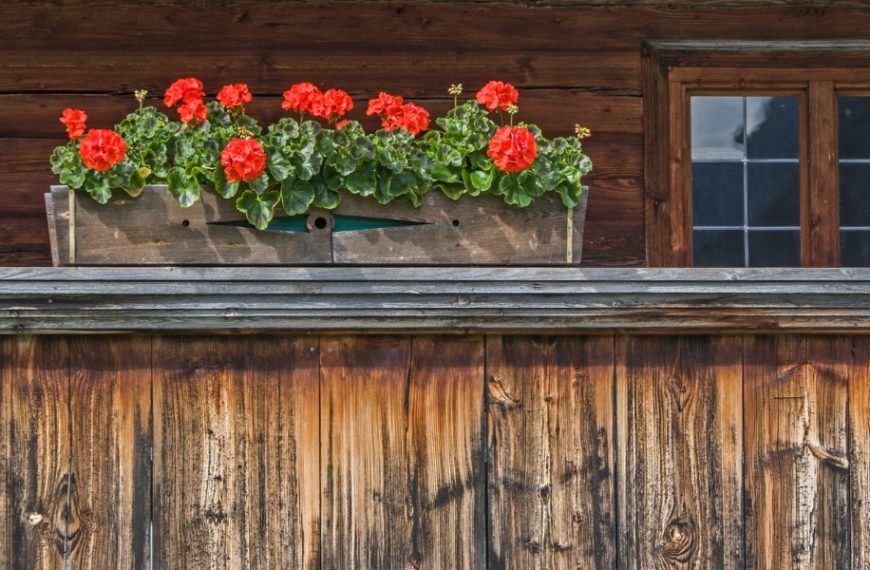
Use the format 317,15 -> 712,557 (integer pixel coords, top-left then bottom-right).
0,333 -> 866,568
6,1 -> 870,266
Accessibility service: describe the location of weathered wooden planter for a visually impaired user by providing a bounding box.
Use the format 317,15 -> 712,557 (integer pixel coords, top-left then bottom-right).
44,184 -> 588,265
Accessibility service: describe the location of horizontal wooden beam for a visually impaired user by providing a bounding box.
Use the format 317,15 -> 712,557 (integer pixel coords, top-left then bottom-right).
1,267 -> 870,334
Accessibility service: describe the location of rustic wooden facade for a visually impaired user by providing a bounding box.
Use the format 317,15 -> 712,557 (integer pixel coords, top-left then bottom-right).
5,1 -> 870,569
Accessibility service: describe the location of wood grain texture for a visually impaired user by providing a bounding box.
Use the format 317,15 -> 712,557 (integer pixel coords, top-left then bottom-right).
487,335 -> 615,569
617,335 -> 743,569
849,335 -> 870,568
744,335 -> 850,569
6,336 -> 70,569
321,335 -> 486,569
0,337 -> 9,569
7,267 -> 870,334
331,191 -> 581,264
152,335 -> 321,569
807,81 -> 840,267
66,336 -> 151,569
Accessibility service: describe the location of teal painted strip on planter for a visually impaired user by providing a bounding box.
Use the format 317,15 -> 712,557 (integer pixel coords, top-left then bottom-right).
268,216 -> 310,233
333,216 -> 425,232
211,215 -> 427,233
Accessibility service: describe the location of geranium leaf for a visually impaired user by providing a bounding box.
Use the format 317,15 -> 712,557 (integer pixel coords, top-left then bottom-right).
267,153 -> 293,182
497,174 -> 533,208
167,166 -> 201,207
236,189 -> 279,230
280,179 -> 316,216
213,166 -> 240,199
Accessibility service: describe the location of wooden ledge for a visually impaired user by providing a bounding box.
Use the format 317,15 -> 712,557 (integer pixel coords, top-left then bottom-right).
1,267 -> 870,334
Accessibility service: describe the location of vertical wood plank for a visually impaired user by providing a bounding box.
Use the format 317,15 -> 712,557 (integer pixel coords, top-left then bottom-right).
0,337 -> 10,569
7,336 -> 70,569
744,335 -> 850,569
66,336 -> 152,570
850,336 -> 870,568
406,336 -> 486,569
321,335 -> 486,569
320,335 -> 413,569
487,335 -> 616,570
153,335 -> 320,569
806,81 -> 840,267
617,335 -> 744,569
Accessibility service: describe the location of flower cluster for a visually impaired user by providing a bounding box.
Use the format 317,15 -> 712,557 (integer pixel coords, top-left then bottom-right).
476,80 -> 519,111
217,83 -> 252,111
365,92 -> 431,136
164,77 -> 207,124
52,77 -> 592,231
282,82 -> 354,125
221,137 -> 266,182
79,129 -> 128,172
487,125 -> 537,173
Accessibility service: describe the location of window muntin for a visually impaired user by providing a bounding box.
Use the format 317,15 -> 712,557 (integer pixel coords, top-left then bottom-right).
691,96 -> 800,267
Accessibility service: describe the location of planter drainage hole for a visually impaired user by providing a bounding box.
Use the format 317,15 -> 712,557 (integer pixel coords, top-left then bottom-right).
182,219 -> 190,227
452,219 -> 460,227
314,217 -> 328,229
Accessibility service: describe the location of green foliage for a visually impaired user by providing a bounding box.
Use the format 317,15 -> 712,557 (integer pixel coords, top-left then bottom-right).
51,96 -> 593,230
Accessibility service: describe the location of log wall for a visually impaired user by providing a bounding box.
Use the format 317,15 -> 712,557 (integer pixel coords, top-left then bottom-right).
1,333 -> 867,568
6,1 -> 870,266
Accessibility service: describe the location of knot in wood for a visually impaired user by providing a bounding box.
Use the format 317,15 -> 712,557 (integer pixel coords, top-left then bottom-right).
660,517 -> 696,565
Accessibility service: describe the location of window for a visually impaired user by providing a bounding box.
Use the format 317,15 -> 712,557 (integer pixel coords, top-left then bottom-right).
643,41 -> 870,267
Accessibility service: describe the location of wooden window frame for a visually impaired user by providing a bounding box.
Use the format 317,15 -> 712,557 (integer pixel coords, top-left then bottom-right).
643,41 -> 870,267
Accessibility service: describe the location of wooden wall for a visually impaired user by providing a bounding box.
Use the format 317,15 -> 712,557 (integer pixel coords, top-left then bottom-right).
5,1 -> 870,266
1,333 -> 867,568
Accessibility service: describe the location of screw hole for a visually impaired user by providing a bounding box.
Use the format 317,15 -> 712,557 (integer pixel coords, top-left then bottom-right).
451,219 -> 460,227
182,219 -> 190,227
314,217 -> 328,229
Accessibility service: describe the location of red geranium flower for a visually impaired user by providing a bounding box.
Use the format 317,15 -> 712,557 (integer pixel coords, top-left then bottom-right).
178,99 -> 208,124
164,77 -> 205,107
79,129 -> 127,172
336,119 -> 349,130
217,83 -> 252,110
367,93 -> 429,135
487,125 -> 537,172
366,92 -> 404,117
282,82 -> 324,116
393,103 -> 430,136
319,88 -> 354,122
60,108 -> 87,139
221,137 -> 267,182
476,81 -> 519,111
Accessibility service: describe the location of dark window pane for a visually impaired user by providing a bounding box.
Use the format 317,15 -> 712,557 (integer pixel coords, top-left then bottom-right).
746,97 -> 799,159
748,230 -> 800,267
747,163 -> 800,227
842,231 -> 870,267
691,97 -> 744,160
839,96 -> 870,159
693,230 -> 744,267
840,164 -> 870,227
692,162 -> 744,226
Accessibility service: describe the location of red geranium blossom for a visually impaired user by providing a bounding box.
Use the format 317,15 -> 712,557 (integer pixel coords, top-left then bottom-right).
178,99 -> 208,124
79,129 -> 127,172
366,92 -> 404,118
221,137 -> 267,182
392,103 -> 430,136
217,83 -> 252,110
476,81 -> 519,111
487,125 -> 537,172
282,82 -> 324,116
163,77 -> 205,107
60,108 -> 87,139
367,93 -> 429,135
319,88 -> 354,122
